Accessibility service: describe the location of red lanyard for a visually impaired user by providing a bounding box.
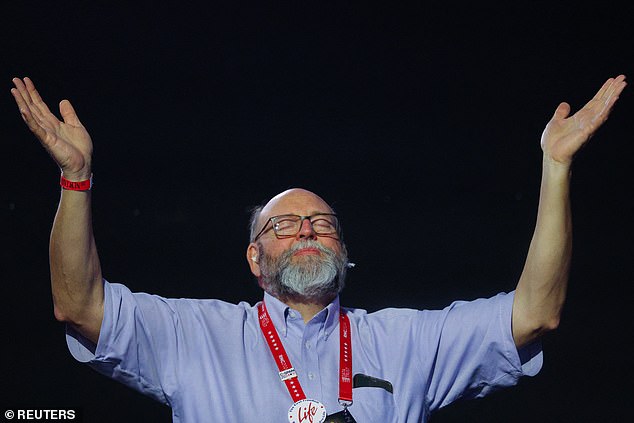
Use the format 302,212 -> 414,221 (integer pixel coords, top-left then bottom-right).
258,301 -> 353,406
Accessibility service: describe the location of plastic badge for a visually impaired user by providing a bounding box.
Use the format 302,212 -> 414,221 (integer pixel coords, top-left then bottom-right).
288,399 -> 327,423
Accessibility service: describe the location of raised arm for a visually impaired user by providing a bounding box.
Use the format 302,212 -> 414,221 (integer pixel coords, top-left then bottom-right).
12,77 -> 103,343
512,75 -> 627,347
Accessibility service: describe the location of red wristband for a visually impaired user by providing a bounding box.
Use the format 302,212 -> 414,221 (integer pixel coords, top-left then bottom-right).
60,174 -> 93,191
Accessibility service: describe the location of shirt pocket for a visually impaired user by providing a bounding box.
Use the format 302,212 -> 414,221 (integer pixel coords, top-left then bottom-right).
348,386 -> 398,423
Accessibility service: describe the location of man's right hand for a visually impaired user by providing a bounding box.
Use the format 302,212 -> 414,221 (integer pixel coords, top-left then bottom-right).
12,77 -> 104,343
11,77 -> 93,181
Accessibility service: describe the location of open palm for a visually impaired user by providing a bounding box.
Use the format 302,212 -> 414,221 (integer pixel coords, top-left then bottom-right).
541,75 -> 627,165
12,77 -> 93,180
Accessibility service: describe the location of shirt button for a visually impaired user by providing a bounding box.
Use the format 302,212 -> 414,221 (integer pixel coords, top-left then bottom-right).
305,341 -> 312,349
308,372 -> 315,380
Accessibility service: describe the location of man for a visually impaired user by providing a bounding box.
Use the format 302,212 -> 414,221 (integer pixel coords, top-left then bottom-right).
11,75 -> 627,422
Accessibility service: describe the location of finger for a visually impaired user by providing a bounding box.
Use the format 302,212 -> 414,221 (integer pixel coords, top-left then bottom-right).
11,78 -> 35,115
11,87 -> 50,141
580,75 -> 626,117
23,77 -> 54,120
12,77 -> 38,114
594,76 -> 626,113
12,77 -> 49,124
596,74 -> 627,102
11,81 -> 29,114
552,102 -> 571,120
590,79 -> 627,127
59,99 -> 83,126
11,79 -> 58,134
11,85 -> 38,126
592,77 -> 615,101
604,75 -> 627,103
23,77 -> 61,128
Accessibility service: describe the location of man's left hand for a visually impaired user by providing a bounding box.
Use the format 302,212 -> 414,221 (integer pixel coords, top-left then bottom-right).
540,75 -> 627,166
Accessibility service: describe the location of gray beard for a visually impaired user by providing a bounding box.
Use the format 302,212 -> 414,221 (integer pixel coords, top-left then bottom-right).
258,240 -> 348,300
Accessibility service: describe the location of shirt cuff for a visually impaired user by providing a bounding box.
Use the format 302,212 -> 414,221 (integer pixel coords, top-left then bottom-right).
65,279 -> 113,363
66,324 -> 97,363
518,337 -> 543,376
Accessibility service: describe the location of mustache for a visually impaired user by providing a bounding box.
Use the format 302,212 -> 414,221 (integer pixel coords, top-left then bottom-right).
285,240 -> 355,269
287,240 -> 334,256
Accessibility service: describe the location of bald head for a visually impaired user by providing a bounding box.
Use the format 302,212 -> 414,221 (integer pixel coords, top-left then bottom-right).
249,188 -> 335,242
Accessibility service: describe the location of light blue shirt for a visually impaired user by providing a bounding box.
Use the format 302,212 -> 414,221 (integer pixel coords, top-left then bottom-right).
67,280 -> 542,422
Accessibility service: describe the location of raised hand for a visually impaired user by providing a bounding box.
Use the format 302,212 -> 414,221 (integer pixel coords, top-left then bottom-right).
541,75 -> 627,165
11,77 -> 93,181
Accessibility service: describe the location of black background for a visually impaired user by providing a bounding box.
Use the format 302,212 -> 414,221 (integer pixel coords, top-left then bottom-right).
2,1 -> 633,421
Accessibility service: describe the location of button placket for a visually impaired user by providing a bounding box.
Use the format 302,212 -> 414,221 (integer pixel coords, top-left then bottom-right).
300,317 -> 323,399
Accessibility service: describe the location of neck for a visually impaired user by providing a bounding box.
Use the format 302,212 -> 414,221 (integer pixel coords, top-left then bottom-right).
278,293 -> 336,323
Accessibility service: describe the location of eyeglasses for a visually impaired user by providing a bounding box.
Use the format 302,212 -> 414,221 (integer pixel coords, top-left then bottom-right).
253,213 -> 339,241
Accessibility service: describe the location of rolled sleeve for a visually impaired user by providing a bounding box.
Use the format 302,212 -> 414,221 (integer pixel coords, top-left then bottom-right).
66,280 -> 175,404
424,291 -> 543,410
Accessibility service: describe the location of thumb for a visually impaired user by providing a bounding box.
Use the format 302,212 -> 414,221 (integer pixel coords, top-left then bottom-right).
552,102 -> 571,120
59,99 -> 83,126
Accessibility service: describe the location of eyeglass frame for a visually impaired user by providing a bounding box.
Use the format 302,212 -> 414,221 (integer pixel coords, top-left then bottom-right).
253,213 -> 340,242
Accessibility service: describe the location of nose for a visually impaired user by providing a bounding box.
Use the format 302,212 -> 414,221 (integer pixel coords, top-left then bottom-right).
296,217 -> 317,239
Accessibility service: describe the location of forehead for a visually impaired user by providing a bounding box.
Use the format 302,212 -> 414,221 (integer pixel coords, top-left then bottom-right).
259,189 -> 333,222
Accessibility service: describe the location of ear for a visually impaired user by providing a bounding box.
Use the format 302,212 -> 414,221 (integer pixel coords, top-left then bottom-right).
246,243 -> 261,277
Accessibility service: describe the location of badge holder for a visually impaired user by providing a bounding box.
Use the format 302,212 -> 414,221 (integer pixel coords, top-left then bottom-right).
325,399 -> 357,423
259,303 -> 355,423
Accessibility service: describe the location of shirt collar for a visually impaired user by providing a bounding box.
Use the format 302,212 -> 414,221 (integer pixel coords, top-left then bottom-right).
262,291 -> 341,338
